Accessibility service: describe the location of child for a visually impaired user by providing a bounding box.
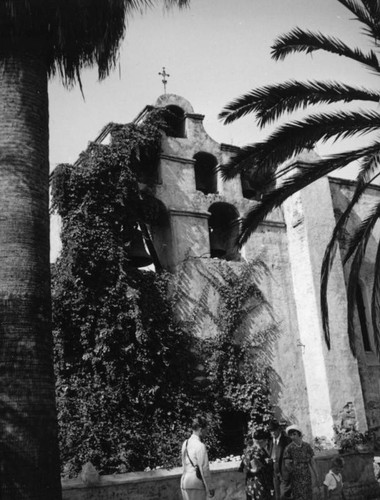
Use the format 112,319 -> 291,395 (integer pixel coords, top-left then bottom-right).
323,456 -> 346,499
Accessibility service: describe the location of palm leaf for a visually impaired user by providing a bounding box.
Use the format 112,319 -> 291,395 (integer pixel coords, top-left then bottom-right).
362,0 -> 380,14
236,142 -> 380,246
346,202 -> 380,355
320,155 -> 380,349
0,0 -> 189,85
371,242 -> 380,359
272,28 -> 380,73
347,248 -> 364,356
219,80 -> 380,128
343,202 -> 380,264
221,110 -> 380,186
337,0 -> 380,40
360,0 -> 380,32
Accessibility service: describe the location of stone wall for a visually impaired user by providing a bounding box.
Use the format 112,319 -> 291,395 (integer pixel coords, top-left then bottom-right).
329,177 -> 380,434
62,453 -> 380,500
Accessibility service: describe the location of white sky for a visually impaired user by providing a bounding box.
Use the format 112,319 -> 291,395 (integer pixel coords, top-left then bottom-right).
48,0 -> 380,260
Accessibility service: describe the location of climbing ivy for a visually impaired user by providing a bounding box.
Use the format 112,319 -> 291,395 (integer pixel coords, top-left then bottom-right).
174,258 -> 277,453
51,108 -> 276,476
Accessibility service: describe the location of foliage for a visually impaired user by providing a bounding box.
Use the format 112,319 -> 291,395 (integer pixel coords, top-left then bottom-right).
51,110 -> 276,476
53,265 -> 218,476
0,0 -> 189,85
313,436 -> 334,453
333,426 -> 372,453
52,110 -> 208,475
174,258 -> 277,453
219,0 -> 380,357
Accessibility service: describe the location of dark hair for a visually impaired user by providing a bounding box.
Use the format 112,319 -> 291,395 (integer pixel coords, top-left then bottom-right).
268,420 -> 280,431
191,415 -> 208,431
331,457 -> 344,468
253,429 -> 270,441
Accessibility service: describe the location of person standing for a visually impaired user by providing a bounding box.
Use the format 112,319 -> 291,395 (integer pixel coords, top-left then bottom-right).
323,457 -> 346,500
239,434 -> 255,500
283,425 -> 319,500
181,415 -> 215,500
268,420 -> 292,500
240,429 -> 274,500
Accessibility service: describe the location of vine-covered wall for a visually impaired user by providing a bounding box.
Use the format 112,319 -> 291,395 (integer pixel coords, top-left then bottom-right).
51,109 -> 276,477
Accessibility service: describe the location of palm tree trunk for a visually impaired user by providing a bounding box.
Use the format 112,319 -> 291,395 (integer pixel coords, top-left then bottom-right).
0,52 -> 62,499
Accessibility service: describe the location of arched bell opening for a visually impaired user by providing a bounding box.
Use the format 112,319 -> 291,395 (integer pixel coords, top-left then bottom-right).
163,105 -> 186,138
127,198 -> 169,271
194,152 -> 218,195
127,225 -> 153,269
150,202 -> 173,270
136,157 -> 159,185
208,202 -> 240,261
241,170 -> 263,201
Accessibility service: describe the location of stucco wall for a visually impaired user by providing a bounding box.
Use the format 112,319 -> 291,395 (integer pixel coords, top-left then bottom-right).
282,172 -> 367,439
244,220 -> 311,438
329,178 -> 380,433
62,453 -> 380,500
136,94 -> 380,442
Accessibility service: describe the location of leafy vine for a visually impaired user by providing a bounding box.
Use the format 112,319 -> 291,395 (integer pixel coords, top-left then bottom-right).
51,108 -> 277,476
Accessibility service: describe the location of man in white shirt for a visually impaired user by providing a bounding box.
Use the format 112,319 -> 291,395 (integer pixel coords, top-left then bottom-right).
181,415 -> 215,499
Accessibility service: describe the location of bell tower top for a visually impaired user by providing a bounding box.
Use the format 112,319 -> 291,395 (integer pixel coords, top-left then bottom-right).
154,94 -> 194,114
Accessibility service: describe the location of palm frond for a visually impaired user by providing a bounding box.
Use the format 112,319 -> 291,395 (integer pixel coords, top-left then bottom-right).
371,242 -> 380,359
337,0 -> 380,40
362,0 -> 380,15
221,110 -> 380,187
347,249 -> 363,356
219,80 -> 380,128
236,142 -> 380,246
320,156 -> 380,349
162,0 -> 190,6
361,0 -> 380,36
346,201 -> 380,355
343,202 -> 380,264
357,151 -> 380,180
272,28 -> 380,73
0,0 -> 189,85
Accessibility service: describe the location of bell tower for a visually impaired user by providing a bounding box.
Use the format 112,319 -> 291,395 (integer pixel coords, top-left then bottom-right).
134,94 -> 243,270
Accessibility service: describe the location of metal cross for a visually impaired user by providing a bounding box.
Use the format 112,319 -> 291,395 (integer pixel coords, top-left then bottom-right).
158,67 -> 170,94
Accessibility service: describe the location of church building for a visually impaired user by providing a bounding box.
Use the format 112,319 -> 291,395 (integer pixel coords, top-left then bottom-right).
95,93 -> 380,443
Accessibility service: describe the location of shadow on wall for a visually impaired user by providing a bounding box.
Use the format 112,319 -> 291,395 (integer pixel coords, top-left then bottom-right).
172,257 -> 283,447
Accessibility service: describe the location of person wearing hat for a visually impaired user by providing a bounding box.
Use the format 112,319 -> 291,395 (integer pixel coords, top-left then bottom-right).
283,425 -> 319,500
240,429 -> 273,500
268,420 -> 292,500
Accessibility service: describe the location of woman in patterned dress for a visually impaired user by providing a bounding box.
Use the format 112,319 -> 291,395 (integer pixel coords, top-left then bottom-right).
241,429 -> 273,500
283,425 -> 319,500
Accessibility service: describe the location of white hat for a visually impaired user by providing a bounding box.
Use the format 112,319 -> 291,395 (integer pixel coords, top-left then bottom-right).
286,424 -> 302,436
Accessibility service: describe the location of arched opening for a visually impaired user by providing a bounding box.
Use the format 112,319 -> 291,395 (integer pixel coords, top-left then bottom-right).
208,202 -> 240,261
164,105 -> 186,138
220,410 -> 248,456
241,170 -> 261,200
127,225 -> 153,269
194,152 -> 218,195
127,198 -> 169,271
356,283 -> 372,352
241,170 -> 275,201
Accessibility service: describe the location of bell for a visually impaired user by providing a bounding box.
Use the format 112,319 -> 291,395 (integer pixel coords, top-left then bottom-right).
209,228 -> 227,259
128,229 -> 153,268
